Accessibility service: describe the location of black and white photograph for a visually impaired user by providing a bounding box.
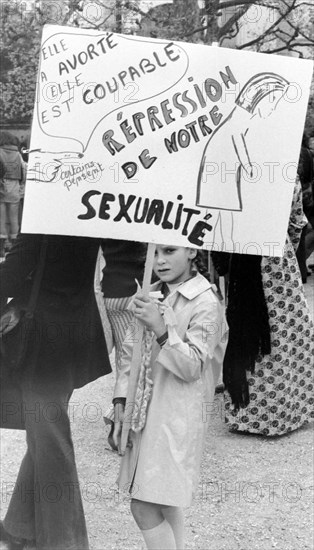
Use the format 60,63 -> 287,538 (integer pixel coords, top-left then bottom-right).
0,1 -> 313,549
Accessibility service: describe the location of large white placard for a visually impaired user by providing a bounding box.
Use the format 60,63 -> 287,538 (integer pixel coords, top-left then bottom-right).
22,25 -> 313,255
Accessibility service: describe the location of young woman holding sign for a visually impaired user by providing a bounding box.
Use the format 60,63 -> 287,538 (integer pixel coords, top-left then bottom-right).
112,245 -> 227,549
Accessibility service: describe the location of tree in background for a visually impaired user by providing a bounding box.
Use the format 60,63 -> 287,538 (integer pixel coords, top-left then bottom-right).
0,0 -> 313,131
217,0 -> 314,56
0,3 -> 41,124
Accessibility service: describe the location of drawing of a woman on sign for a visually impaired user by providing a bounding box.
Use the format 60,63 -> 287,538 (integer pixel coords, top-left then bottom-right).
196,72 -> 290,252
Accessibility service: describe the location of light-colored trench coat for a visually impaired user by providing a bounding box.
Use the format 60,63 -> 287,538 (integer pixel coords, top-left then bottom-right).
114,273 -> 228,507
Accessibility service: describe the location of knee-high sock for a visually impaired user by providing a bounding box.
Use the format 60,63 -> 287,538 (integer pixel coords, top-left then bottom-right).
162,507 -> 185,549
141,519 -> 176,549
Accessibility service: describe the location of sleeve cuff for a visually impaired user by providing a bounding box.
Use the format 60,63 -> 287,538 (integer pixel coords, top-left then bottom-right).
112,397 -> 126,407
156,331 -> 168,347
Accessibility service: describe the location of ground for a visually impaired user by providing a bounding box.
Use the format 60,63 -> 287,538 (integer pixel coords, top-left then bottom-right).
0,272 -> 313,550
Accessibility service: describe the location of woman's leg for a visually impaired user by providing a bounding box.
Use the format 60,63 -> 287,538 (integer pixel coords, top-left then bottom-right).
211,212 -> 221,252
2,448 -> 36,541
162,506 -> 185,549
131,499 -> 176,550
220,211 -> 235,253
211,211 -> 235,253
0,203 -> 7,246
18,198 -> 24,227
4,379 -> 89,550
0,203 -> 7,237
7,202 -> 20,240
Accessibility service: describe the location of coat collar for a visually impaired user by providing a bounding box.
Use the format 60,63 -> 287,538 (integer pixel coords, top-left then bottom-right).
151,272 -> 212,301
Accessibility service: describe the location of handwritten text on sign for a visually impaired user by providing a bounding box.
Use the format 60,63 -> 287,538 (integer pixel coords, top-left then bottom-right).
22,25 -> 313,255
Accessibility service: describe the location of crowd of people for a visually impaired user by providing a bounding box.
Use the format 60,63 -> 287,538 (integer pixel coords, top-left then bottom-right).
0,127 -> 313,549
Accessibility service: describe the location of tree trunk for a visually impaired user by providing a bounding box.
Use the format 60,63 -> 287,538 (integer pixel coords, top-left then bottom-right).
115,0 -> 123,33
173,0 -> 201,41
204,0 -> 220,44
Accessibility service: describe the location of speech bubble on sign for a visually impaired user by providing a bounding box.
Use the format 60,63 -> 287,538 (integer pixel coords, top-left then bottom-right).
36,25 -> 189,153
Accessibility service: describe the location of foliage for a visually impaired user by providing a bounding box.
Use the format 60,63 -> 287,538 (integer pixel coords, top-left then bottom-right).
218,0 -> 314,56
0,4 -> 42,123
0,0 -> 313,129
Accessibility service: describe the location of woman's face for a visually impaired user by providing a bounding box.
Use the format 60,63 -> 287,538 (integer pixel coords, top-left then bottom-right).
257,90 -> 284,118
153,245 -> 196,284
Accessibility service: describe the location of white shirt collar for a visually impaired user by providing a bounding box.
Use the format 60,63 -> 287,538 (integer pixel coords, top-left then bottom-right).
151,273 -> 213,301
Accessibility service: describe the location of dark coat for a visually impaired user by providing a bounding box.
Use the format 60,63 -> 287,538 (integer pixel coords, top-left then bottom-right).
0,234 -> 111,389
100,239 -> 145,298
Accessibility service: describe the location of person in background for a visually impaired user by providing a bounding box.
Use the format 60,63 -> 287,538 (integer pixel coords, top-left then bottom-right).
219,177 -> 314,436
308,134 -> 314,161
296,134 -> 314,282
0,234 -> 112,550
113,245 -> 227,550
0,132 -> 25,259
18,137 -> 30,228
305,229 -> 314,268
305,132 -> 314,267
100,239 -> 145,449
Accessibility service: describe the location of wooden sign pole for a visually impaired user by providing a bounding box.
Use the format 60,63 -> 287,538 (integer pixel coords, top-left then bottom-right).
120,242 -> 156,454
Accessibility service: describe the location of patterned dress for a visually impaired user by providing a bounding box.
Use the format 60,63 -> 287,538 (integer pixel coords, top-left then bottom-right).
224,181 -> 314,436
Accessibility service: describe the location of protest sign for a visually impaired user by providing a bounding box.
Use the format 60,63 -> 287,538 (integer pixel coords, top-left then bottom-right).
22,24 -> 313,256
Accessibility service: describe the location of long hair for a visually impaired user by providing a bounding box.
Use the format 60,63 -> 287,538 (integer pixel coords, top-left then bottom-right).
235,72 -> 289,114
